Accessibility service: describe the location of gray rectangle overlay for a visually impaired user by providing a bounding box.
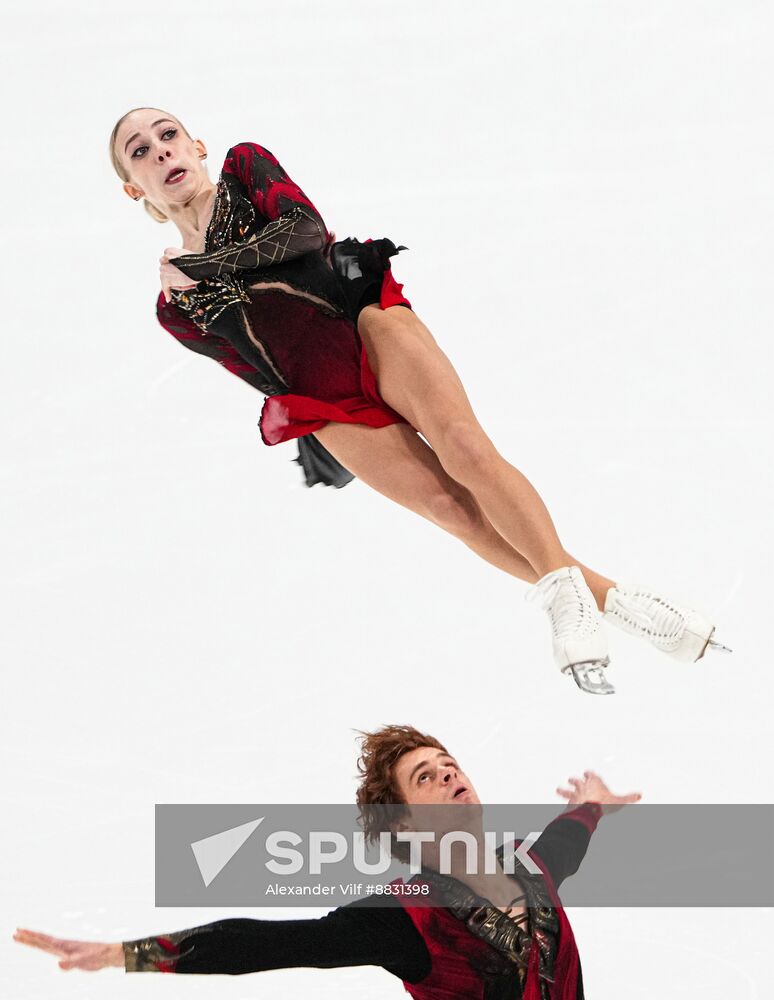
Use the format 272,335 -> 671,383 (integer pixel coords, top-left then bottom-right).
155,804 -> 774,907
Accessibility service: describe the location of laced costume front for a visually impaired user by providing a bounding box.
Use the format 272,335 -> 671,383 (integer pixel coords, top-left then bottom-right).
155,141 -> 412,488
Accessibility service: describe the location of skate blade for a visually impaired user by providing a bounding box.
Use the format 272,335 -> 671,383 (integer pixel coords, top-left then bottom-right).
693,627 -> 733,661
565,661 -> 616,696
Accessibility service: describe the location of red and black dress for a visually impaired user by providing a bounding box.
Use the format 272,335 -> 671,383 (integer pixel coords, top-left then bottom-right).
122,803 -> 601,999
156,141 -> 412,488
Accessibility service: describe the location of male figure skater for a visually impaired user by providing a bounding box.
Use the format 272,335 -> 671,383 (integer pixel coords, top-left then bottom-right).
14,725 -> 640,998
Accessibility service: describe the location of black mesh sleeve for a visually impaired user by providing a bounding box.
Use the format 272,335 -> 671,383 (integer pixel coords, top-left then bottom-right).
168,206 -> 326,281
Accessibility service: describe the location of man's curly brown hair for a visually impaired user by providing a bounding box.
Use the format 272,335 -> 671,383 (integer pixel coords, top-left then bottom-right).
355,724 -> 448,862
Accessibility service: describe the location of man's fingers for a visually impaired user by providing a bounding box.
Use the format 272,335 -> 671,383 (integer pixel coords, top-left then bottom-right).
58,958 -> 82,971
14,930 -> 68,955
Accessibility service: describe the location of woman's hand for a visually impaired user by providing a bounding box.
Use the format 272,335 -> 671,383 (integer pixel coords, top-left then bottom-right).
13,928 -> 124,971
557,771 -> 642,813
323,230 -> 336,266
159,247 -> 198,304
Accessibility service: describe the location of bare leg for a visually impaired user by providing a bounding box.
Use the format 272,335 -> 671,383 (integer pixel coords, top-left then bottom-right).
313,422 -> 538,581
357,305 -> 616,607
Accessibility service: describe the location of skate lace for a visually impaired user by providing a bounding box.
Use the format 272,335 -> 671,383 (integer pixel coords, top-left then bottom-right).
607,590 -> 684,640
526,568 -> 596,639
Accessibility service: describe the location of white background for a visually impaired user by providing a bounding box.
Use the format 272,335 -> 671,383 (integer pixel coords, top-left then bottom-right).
2,1 -> 773,997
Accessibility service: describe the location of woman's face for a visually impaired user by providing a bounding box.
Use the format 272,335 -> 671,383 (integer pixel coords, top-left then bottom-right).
116,109 -> 208,208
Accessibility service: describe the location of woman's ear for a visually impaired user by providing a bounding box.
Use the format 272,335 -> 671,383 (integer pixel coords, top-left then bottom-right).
123,181 -> 143,201
194,138 -> 208,160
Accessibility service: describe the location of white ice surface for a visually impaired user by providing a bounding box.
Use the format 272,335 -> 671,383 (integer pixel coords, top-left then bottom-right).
1,1 -> 773,998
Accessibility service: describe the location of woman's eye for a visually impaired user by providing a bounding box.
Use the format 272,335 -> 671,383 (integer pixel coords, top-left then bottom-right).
131,129 -> 177,158
419,773 -> 430,783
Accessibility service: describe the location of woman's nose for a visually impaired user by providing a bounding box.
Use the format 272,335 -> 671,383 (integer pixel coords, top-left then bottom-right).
157,150 -> 171,161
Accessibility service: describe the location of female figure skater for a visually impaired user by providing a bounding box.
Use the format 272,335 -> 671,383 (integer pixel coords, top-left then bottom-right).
14,724 -> 642,999
108,107 -> 729,695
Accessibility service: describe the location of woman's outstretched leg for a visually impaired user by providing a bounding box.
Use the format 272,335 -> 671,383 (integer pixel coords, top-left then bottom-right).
357,305 -> 615,597
357,305 -> 618,694
315,420 -> 613,694
312,422 -> 538,581
356,305 -> 728,681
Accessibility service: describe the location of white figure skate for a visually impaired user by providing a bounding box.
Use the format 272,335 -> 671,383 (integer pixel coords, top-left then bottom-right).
603,585 -> 732,662
528,566 -> 614,695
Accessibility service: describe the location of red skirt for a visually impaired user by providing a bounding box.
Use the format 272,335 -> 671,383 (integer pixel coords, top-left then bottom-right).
258,265 -> 412,446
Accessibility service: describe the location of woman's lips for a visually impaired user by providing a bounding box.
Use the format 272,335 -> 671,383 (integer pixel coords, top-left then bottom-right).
165,169 -> 187,185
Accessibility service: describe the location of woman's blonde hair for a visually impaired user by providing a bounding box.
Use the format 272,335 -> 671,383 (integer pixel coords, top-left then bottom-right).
109,107 -> 193,224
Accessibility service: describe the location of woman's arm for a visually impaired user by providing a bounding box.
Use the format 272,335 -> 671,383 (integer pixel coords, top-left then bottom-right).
169,142 -> 328,281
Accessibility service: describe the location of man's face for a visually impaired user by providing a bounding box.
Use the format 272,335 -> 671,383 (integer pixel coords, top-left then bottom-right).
393,746 -> 480,805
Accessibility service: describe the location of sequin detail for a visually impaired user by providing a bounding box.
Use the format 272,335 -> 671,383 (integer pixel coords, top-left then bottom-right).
171,275 -> 250,332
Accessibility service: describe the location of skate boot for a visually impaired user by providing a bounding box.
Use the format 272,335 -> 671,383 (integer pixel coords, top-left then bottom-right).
527,566 -> 614,695
603,585 -> 732,662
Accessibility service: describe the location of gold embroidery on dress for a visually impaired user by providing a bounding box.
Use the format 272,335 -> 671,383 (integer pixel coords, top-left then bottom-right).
171,276 -> 250,332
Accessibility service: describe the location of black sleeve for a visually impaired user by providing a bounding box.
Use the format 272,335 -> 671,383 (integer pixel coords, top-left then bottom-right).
169,141 -> 328,281
123,899 -> 430,983
530,803 -> 602,887
169,206 -> 326,280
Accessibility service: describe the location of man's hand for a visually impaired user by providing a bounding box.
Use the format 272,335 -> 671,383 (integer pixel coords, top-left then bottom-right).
13,928 -> 124,971
159,247 -> 198,303
557,771 -> 642,813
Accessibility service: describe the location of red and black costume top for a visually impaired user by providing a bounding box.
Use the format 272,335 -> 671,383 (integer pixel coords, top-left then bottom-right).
122,803 -> 602,999
155,141 -> 412,488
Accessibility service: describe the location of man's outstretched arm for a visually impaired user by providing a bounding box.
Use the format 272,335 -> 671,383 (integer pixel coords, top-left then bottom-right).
14,901 -> 430,982
531,771 -> 641,886
122,899 -> 430,981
